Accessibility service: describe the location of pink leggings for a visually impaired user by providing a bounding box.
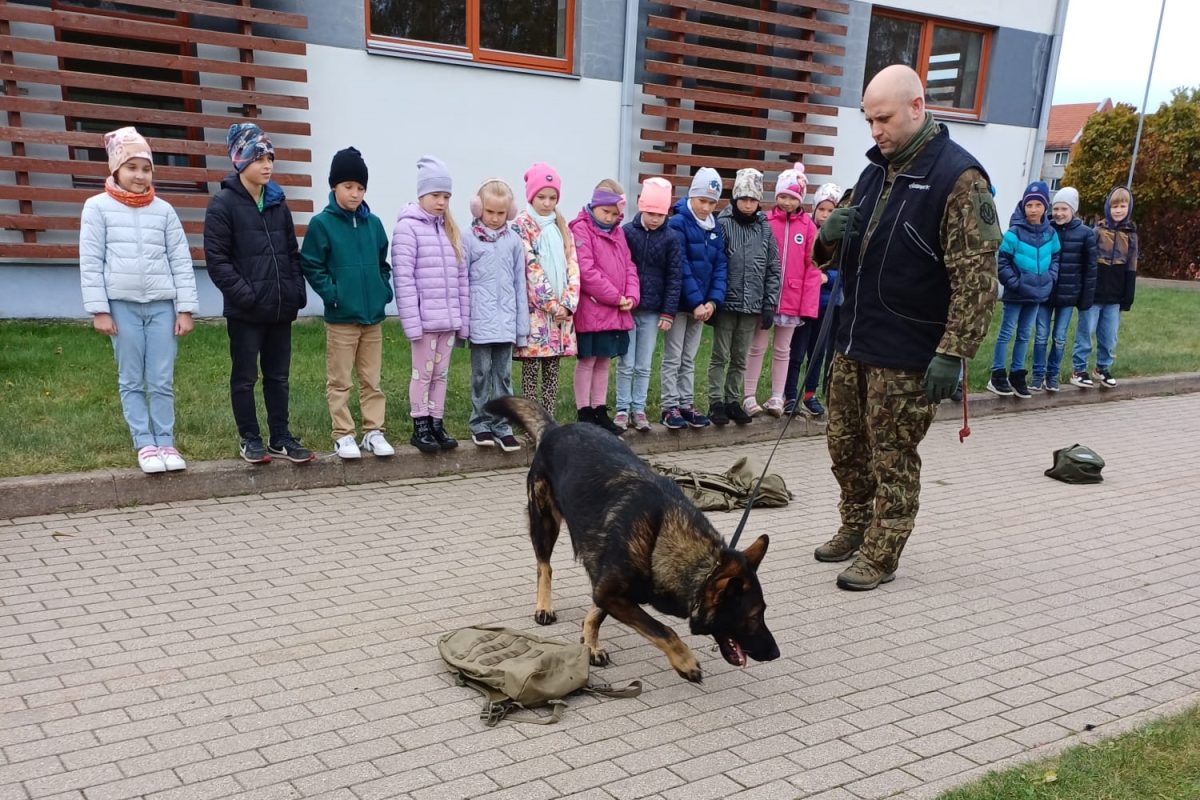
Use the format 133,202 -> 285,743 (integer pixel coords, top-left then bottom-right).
409,331 -> 456,418
573,357 -> 612,409
744,323 -> 797,400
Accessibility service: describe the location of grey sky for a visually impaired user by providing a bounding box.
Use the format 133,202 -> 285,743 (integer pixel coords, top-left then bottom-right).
1052,0 -> 1196,111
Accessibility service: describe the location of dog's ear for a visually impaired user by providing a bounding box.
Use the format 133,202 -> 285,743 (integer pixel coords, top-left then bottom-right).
742,535 -> 769,572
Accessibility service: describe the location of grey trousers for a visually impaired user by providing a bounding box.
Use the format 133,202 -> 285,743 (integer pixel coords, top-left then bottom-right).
707,310 -> 758,406
659,312 -> 705,409
469,342 -> 515,436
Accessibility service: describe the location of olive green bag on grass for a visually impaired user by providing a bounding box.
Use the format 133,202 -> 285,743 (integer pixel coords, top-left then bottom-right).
438,625 -> 642,726
1044,444 -> 1105,484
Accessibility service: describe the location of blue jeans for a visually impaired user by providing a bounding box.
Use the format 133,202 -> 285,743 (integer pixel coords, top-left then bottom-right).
615,310 -> 660,413
990,302 -> 1039,372
1073,303 -> 1121,372
1031,304 -> 1074,382
109,300 -> 178,449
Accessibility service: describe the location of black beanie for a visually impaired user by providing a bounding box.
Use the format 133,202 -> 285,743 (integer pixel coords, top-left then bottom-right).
329,147 -> 368,188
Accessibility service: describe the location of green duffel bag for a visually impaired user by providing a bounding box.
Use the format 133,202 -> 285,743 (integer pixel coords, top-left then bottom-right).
1045,444 -> 1105,484
438,625 -> 641,726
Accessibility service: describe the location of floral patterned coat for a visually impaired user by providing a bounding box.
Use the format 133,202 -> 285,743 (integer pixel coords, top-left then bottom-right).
512,211 -> 580,359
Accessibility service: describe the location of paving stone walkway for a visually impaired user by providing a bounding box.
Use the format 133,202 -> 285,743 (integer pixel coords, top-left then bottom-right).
2,394 -> 1199,800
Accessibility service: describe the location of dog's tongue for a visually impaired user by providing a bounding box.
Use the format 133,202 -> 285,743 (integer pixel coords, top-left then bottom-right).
720,638 -> 746,667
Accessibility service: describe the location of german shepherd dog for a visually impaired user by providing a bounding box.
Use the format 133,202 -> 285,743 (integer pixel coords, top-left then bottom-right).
484,396 -> 780,682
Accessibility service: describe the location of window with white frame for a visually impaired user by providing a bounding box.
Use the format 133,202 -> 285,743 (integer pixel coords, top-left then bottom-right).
1053,151 -> 1070,166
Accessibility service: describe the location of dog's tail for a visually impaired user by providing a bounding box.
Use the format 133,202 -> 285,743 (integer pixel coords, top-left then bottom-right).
483,395 -> 558,446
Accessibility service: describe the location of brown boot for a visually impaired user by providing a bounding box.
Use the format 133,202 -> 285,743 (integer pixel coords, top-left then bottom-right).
835,556 -> 896,591
814,529 -> 863,562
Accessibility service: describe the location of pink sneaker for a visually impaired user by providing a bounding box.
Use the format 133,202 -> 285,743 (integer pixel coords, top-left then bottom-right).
137,446 -> 165,474
742,397 -> 763,417
158,446 -> 187,471
763,397 -> 785,417
612,410 -> 630,431
632,410 -> 651,432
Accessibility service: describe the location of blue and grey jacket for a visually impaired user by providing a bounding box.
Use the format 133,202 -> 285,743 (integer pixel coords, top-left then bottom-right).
997,205 -> 1060,304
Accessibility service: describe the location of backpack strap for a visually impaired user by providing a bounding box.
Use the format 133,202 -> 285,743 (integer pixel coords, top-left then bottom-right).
583,680 -> 643,699
454,672 -> 568,726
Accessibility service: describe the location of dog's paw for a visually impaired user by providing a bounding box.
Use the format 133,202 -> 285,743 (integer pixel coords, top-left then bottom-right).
533,609 -> 557,625
587,647 -> 610,667
672,653 -> 703,683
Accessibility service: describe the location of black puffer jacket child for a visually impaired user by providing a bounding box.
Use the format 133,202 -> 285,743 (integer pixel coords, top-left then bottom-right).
1049,217 -> 1098,309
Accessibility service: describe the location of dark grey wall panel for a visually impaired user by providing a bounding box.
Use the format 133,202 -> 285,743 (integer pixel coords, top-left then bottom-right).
983,26 -> 1051,128
254,0 -> 365,50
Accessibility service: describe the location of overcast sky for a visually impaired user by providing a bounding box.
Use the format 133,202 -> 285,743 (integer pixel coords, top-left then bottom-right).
1052,0 -> 1195,111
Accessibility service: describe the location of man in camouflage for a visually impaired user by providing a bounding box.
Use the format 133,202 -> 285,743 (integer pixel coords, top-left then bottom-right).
815,64 -> 1000,590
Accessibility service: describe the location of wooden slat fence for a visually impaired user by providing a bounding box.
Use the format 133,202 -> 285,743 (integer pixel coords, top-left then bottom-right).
0,0 -> 310,262
640,0 -> 848,197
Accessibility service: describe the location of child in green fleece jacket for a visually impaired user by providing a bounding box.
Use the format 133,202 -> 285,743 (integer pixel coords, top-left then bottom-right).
301,147 -> 395,460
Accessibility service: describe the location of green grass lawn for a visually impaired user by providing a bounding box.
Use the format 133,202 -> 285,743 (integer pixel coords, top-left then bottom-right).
936,703 -> 1200,800
0,285 -> 1196,477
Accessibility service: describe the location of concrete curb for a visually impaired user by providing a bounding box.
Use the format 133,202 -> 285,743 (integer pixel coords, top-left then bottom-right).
3,372 -> 1198,520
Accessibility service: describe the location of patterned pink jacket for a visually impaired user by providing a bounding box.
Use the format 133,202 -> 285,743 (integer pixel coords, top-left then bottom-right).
512,211 -> 580,359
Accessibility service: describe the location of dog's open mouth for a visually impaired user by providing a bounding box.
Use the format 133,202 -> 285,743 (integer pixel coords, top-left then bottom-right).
717,637 -> 746,667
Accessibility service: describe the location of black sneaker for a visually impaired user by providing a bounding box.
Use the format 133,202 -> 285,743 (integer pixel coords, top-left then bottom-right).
1094,368 -> 1117,388
497,434 -> 522,453
268,435 -> 315,463
802,395 -> 826,417
986,369 -> 1014,397
1009,369 -> 1032,399
1070,371 -> 1094,388
709,403 -> 730,426
471,431 -> 496,447
783,398 -> 799,416
725,401 -> 753,425
239,437 -> 271,465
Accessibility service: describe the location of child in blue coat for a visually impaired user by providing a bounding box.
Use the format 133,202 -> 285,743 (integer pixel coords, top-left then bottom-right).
987,181 -> 1060,399
661,167 -> 727,429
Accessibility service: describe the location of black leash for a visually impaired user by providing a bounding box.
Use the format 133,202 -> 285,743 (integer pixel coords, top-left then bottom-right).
728,234 -> 849,550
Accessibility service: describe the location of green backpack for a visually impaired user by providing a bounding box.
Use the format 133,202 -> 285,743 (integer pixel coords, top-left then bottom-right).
438,625 -> 642,726
1045,444 -> 1105,484
649,456 -> 793,512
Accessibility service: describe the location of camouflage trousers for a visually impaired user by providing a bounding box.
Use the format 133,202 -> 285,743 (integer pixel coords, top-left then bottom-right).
826,353 -> 936,573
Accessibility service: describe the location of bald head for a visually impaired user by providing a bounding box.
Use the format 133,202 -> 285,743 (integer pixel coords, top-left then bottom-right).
862,64 -> 927,157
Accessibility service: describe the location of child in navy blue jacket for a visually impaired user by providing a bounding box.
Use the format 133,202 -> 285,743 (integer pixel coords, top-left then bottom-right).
615,178 -> 682,432
661,167 -> 727,430
1032,187 -> 1096,392
987,181 -> 1061,399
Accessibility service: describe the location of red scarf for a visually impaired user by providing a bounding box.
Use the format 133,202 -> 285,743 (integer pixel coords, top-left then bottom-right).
105,175 -> 155,208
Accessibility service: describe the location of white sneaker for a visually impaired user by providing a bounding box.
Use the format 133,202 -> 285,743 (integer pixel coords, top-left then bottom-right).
158,446 -> 187,471
335,435 -> 361,459
361,429 -> 395,457
137,445 -> 166,474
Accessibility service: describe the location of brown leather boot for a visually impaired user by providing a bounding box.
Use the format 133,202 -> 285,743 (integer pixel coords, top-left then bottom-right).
814,529 -> 864,562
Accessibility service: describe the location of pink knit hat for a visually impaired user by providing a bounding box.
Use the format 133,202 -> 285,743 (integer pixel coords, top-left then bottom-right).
637,177 -> 673,215
523,162 -> 561,204
774,162 -> 808,201
103,126 -> 153,174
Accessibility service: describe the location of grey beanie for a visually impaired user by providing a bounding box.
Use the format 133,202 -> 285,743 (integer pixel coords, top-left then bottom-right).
416,155 -> 452,197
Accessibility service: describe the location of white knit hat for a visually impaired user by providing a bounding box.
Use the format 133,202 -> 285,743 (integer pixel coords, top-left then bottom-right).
812,182 -> 844,208
732,168 -> 763,201
688,167 -> 722,201
1052,186 -> 1080,214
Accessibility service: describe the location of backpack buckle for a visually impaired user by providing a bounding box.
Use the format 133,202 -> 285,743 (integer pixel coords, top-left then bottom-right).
480,700 -> 510,726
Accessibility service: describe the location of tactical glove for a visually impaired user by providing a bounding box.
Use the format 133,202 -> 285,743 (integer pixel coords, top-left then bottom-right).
922,353 -> 961,403
817,206 -> 860,246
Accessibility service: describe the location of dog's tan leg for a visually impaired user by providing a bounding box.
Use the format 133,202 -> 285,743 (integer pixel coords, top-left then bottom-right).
534,561 -> 555,625
529,477 -> 561,625
601,597 -> 701,682
580,605 -> 609,666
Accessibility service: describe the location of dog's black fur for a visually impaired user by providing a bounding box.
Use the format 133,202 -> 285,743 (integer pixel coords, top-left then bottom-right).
485,396 -> 779,682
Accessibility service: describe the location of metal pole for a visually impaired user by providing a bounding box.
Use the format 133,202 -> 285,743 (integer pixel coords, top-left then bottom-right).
1127,0 -> 1167,188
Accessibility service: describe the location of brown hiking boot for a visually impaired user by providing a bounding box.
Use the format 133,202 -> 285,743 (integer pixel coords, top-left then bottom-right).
814,530 -> 863,562
835,556 -> 896,591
